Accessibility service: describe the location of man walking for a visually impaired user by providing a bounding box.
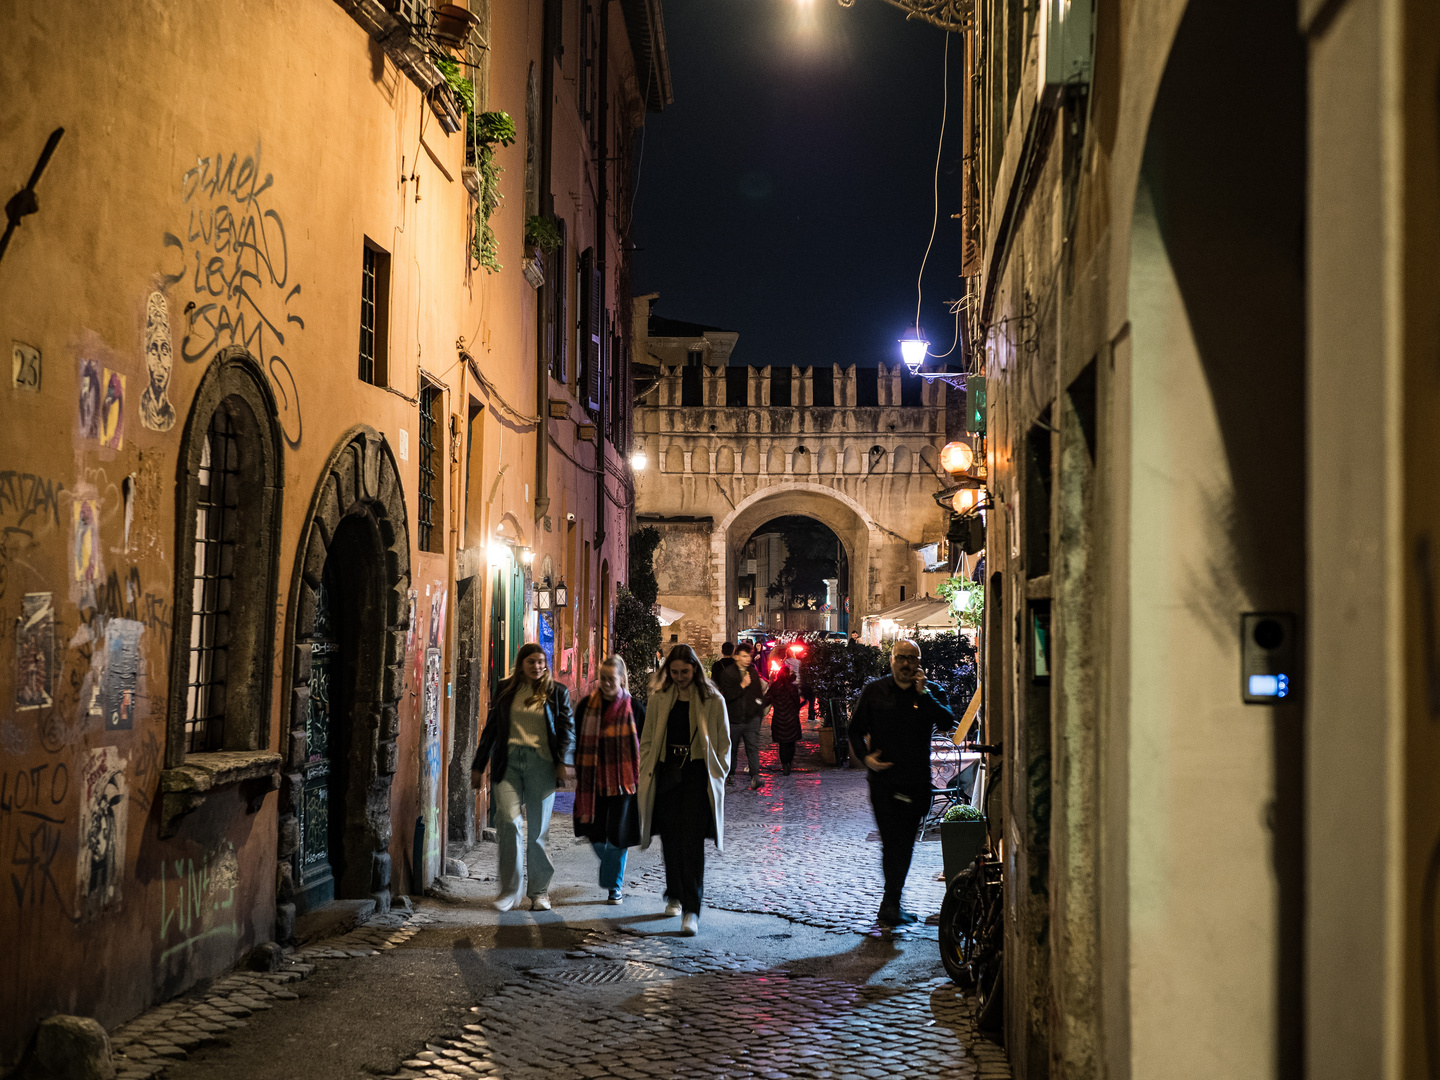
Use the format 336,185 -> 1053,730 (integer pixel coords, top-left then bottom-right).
711,641 -> 736,683
847,639 -> 954,925
715,642 -> 767,790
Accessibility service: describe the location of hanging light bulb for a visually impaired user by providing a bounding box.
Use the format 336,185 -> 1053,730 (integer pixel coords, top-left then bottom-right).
939,440 -> 974,474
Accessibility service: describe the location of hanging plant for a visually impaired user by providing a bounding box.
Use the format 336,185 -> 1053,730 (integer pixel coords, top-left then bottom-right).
465,111 -> 515,273
524,214 -> 562,254
434,58 -> 475,116
937,574 -> 983,629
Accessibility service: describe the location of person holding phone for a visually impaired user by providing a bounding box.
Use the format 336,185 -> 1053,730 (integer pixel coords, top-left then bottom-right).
847,638 -> 955,926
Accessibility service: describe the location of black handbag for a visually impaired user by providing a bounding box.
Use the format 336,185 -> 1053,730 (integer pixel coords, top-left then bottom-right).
656,743 -> 690,794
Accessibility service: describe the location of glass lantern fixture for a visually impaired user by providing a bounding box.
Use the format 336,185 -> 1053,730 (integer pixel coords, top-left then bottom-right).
555,578 -> 569,608
536,578 -> 553,611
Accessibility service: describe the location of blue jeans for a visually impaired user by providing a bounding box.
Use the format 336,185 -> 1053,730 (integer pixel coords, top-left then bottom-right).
494,746 -> 557,898
592,841 -> 628,891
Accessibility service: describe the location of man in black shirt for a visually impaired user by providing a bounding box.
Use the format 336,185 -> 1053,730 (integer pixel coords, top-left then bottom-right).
710,641 -> 736,683
847,638 -> 955,926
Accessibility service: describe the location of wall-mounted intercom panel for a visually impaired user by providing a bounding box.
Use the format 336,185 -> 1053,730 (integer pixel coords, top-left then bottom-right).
1241,612 -> 1297,704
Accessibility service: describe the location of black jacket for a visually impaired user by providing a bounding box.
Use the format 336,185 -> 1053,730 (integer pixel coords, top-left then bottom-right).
846,674 -> 954,790
715,663 -> 767,726
473,680 -> 576,780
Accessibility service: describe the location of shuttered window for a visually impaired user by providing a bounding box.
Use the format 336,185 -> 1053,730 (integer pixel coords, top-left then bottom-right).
578,248 -> 602,412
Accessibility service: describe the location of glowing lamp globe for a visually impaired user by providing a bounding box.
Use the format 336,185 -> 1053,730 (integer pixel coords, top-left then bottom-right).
952,488 -> 980,514
630,449 -> 648,471
899,335 -> 929,374
939,441 -> 974,474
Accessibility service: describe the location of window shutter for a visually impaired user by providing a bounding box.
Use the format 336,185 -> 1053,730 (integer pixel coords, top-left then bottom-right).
548,219 -> 568,383
580,249 -> 601,411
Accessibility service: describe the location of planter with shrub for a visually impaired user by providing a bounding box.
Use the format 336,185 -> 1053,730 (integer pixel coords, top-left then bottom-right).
940,803 -> 988,880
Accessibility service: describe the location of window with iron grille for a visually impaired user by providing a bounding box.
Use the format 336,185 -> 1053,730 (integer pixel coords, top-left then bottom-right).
419,383 -> 443,553
184,408 -> 240,753
359,240 -> 390,386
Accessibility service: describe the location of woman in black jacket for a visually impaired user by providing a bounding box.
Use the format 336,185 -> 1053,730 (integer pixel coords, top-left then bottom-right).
470,643 -> 575,911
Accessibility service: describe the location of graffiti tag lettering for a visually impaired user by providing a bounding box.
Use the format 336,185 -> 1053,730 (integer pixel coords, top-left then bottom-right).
160,143 -> 305,448
159,841 -> 238,961
0,472 -> 63,530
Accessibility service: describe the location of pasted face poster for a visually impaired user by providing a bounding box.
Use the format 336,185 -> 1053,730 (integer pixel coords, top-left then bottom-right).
16,592 -> 54,710
77,746 -> 128,916
72,498 -> 102,607
101,369 -> 125,450
78,358 -> 102,438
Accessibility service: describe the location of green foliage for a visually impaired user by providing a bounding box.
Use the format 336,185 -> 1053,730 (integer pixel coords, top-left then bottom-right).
467,111 -> 516,274
936,574 -> 984,629
525,215 -> 563,253
920,631 -> 979,716
802,636 -> 885,718
435,58 -> 475,116
613,587 -> 660,708
628,526 -> 661,608
943,803 -> 984,822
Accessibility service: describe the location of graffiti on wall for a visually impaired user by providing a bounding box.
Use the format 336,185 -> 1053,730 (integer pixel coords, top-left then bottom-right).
16,591 -> 54,710
158,841 -> 238,962
100,369 -> 124,451
76,746 -> 127,917
159,143 -> 305,448
4,761 -> 69,916
140,291 -> 177,432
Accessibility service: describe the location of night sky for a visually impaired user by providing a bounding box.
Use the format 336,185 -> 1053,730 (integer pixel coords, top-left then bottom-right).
631,0 -> 964,371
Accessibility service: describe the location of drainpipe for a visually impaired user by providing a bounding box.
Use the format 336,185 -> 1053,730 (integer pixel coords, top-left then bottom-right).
594,0 -> 609,554
534,0 -> 560,524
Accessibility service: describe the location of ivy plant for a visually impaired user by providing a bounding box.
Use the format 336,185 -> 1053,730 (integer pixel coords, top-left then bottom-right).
468,111 -> 516,273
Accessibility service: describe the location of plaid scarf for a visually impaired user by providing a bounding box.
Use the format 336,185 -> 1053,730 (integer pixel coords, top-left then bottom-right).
573,689 -> 640,825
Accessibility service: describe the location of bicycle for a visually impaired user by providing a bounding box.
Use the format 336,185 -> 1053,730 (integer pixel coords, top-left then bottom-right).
937,740 -> 1004,1032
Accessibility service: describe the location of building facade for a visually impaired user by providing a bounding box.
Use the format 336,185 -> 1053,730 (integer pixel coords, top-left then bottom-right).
0,0 -> 663,1062
955,0 -> 1440,1077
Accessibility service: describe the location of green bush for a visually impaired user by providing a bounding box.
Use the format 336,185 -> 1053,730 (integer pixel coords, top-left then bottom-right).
942,803 -> 984,823
613,586 -> 660,708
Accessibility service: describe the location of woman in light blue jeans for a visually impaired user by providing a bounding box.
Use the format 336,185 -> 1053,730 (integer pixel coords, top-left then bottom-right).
472,644 -> 575,911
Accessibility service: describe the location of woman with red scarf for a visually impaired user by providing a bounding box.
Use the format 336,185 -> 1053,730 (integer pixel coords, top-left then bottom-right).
572,655 -> 646,904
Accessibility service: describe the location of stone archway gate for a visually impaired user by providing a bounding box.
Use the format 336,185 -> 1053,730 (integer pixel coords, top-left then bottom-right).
633,359 -> 954,646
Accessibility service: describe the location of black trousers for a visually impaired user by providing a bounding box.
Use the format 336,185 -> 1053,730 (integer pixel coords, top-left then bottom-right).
868,779 -> 929,909
777,741 -> 797,770
654,761 -> 713,915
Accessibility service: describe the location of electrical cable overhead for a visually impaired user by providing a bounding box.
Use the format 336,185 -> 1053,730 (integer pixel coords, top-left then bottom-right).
914,30 -> 950,340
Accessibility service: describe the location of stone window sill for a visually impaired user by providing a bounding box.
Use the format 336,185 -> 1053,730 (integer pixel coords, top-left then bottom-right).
160,750 -> 282,837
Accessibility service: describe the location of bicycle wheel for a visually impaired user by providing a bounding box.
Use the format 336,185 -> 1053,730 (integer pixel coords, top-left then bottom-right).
938,873 -> 976,986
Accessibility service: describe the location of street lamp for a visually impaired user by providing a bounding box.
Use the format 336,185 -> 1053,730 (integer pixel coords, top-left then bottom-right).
630,448 -> 647,471
554,578 -> 569,608
939,440 -> 974,474
899,333 -> 929,375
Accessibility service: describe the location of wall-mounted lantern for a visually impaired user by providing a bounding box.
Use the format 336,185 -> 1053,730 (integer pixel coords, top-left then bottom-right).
536,578 -> 553,611
555,578 -> 569,608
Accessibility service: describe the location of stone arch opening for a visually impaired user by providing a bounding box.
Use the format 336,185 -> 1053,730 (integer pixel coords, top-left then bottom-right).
279,426 -> 411,934
734,513 -> 847,637
715,483 -> 877,643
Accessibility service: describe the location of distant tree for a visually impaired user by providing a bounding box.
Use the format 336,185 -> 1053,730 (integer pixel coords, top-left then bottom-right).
629,526 -> 661,608
613,586 -> 661,707
763,517 -> 838,612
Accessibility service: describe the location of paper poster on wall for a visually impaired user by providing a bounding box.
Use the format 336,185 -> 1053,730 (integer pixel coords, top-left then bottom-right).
101,369 -> 125,450
101,618 -> 144,731
16,591 -> 55,710
78,359 -> 102,439
77,746 -> 128,916
72,498 -> 102,607
139,291 -> 177,432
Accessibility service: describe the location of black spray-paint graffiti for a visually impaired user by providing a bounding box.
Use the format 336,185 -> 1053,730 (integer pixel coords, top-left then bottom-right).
4,762 -> 69,915
0,472 -> 64,530
0,525 -> 38,602
160,143 -> 304,448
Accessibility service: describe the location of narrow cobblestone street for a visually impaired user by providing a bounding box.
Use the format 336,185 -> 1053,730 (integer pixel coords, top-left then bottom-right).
104,716 -> 1005,1080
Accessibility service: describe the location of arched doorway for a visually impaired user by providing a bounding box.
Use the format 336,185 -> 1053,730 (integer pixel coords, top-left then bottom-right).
280,428 -> 411,924
715,483 -> 880,644
734,515 -> 847,638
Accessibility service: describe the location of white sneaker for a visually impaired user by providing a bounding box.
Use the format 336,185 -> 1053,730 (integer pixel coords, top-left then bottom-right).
606,889 -> 623,905
680,912 -> 699,936
530,893 -> 552,911
664,899 -> 683,917
494,892 -> 522,911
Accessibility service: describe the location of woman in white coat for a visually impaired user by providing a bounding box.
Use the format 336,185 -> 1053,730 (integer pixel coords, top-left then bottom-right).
637,644 -> 731,935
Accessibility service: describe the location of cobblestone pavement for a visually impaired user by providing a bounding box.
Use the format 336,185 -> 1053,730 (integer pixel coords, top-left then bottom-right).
383,929 -> 1007,1080
107,910 -> 439,1079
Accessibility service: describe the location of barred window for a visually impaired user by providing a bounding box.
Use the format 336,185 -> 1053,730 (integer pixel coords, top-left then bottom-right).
359,240 -> 390,387
185,409 -> 240,752
419,383 -> 443,553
